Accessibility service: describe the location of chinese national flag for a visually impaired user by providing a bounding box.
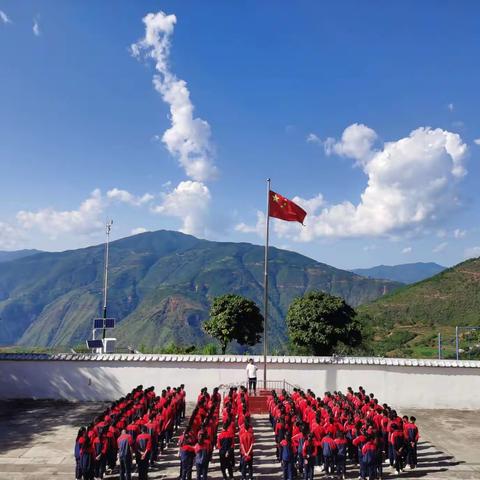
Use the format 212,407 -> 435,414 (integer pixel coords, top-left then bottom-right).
269,190 -> 307,224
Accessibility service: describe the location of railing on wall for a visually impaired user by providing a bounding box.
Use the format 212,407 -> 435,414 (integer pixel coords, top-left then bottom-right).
220,379 -> 300,395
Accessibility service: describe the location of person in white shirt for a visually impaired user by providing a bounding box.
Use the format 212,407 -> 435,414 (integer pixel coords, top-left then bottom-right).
246,358 -> 258,395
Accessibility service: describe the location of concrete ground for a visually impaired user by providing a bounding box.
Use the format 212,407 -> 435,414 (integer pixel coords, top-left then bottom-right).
0,401 -> 479,480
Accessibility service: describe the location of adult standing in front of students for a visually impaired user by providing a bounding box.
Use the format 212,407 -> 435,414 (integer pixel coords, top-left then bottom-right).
246,358 -> 258,395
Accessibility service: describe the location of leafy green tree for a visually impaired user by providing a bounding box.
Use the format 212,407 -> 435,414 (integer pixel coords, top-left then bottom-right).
203,294 -> 263,354
286,291 -> 362,355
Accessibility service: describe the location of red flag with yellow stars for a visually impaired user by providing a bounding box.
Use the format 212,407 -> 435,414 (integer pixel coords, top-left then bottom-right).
269,190 -> 307,224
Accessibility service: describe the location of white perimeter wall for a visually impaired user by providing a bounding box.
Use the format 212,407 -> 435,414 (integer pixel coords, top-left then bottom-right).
1,355 -> 479,410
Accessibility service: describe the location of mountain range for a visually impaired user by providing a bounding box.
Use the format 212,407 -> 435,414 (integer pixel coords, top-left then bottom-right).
351,262 -> 446,284
0,230 -> 400,351
0,249 -> 41,263
358,257 -> 480,358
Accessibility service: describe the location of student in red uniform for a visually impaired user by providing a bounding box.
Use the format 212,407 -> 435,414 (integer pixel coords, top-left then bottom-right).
135,425 -> 152,480
275,417 -> 287,461
179,429 -> 195,480
180,384 -> 187,419
79,434 -> 95,480
374,430 -> 385,479
279,432 -> 295,480
334,431 -> 348,479
217,421 -> 234,480
321,432 -> 337,475
92,431 -> 108,479
145,414 -> 159,465
105,422 -> 118,473
302,432 -> 317,480
390,424 -> 405,475
353,426 -> 367,480
361,435 -> 377,480
195,432 -> 210,480
239,417 -> 255,480
117,429 -> 134,480
293,424 -> 307,477
311,412 -> 325,470
74,427 -> 86,480
404,416 -> 419,470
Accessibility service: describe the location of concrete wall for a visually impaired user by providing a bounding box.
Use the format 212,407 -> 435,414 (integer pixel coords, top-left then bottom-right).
1,354 -> 479,410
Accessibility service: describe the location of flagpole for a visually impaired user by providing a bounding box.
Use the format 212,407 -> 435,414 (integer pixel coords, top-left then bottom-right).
263,178 -> 271,390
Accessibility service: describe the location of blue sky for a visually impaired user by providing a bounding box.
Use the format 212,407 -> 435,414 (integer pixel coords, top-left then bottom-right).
0,0 -> 479,269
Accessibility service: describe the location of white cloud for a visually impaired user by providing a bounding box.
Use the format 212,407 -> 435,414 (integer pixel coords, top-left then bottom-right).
447,103 -> 454,112
401,246 -> 412,254
107,188 -> 154,206
131,11 -> 217,182
238,193 -> 325,239
306,133 -> 322,144
453,228 -> 466,239
0,222 -> 23,249
9,187 -> 159,242
235,211 -> 265,236
16,189 -> 104,235
0,10 -> 11,24
33,18 -> 40,36
433,242 -> 448,253
131,227 -> 148,235
363,244 -> 377,252
324,123 -> 378,166
152,180 -> 211,236
464,246 -> 480,259
474,139 -> 480,146
276,126 -> 467,241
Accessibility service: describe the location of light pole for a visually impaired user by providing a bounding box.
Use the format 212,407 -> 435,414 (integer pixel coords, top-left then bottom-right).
101,220 -> 113,350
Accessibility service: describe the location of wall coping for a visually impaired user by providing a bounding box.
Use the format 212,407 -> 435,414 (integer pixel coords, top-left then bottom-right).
1,353 -> 479,368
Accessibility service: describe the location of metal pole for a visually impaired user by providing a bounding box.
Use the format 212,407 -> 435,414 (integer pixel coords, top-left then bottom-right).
263,178 -> 271,390
438,332 -> 441,360
102,220 -> 112,348
455,325 -> 459,361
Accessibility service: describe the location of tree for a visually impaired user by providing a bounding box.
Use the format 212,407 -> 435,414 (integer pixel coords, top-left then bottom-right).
286,291 -> 362,356
203,294 -> 263,354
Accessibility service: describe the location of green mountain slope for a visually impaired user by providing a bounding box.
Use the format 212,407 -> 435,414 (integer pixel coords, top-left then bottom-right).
0,230 -> 400,351
359,257 -> 480,357
352,262 -> 445,284
0,250 -> 42,263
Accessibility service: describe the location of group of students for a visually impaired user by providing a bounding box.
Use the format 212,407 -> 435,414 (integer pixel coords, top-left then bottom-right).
178,385 -> 255,480
74,384 -> 186,480
269,386 -> 420,480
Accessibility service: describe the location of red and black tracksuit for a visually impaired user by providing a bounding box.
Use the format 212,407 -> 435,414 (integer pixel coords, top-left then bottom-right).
92,435 -> 108,479
390,429 -> 405,473
179,440 -> 195,480
361,440 -> 377,480
135,432 -> 152,480
217,429 -> 234,480
404,422 -> 419,468
279,439 -> 294,480
320,436 -> 337,475
117,433 -> 133,480
239,428 -> 254,480
195,441 -> 209,480
334,437 -> 348,477
302,439 -> 317,480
